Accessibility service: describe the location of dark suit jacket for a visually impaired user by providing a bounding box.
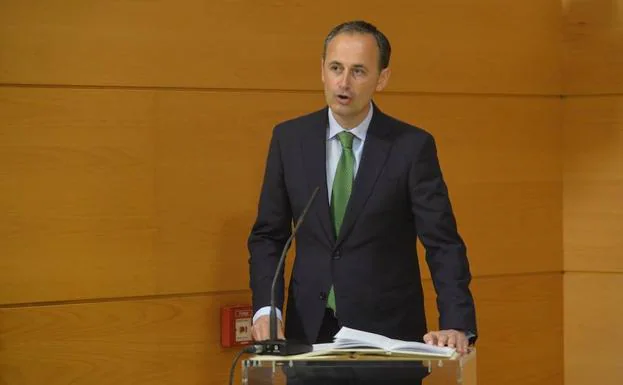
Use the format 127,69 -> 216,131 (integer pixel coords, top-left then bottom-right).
248,103 -> 477,344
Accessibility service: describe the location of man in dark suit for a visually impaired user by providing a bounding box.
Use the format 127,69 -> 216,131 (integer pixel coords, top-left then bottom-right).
248,20 -> 477,354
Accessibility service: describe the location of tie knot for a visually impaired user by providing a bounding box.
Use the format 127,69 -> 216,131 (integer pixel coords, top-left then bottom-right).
337,131 -> 355,150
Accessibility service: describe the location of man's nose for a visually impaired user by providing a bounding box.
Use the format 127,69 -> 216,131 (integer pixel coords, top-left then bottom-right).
338,71 -> 351,89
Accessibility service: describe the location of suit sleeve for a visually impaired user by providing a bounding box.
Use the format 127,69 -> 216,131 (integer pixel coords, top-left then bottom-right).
248,126 -> 293,314
409,133 -> 477,337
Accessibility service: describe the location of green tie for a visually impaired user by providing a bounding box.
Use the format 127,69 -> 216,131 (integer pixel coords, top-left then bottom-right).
327,131 -> 355,313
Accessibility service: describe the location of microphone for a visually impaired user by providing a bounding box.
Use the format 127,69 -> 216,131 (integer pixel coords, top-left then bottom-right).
254,186 -> 320,356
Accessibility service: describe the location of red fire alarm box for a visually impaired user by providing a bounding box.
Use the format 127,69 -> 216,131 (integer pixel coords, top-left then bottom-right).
221,304 -> 253,348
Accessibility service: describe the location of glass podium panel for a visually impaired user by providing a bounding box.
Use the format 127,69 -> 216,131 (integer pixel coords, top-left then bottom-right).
241,350 -> 476,385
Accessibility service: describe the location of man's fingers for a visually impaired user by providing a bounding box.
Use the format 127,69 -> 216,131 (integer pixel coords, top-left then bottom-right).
426,330 -> 470,352
436,333 -> 449,347
251,325 -> 261,341
446,333 -> 457,348
251,323 -> 268,341
423,332 -> 436,345
252,316 -> 270,341
448,331 -> 468,354
456,333 -> 469,354
252,315 -> 284,341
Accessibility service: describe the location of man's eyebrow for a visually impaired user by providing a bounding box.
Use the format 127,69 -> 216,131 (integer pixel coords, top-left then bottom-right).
327,61 -> 368,70
327,60 -> 343,66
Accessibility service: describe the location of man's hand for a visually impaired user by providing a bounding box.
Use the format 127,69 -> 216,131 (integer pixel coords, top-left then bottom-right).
423,329 -> 469,354
251,315 -> 284,341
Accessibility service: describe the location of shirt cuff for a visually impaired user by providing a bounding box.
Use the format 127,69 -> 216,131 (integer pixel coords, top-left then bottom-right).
464,331 -> 477,344
253,306 -> 282,324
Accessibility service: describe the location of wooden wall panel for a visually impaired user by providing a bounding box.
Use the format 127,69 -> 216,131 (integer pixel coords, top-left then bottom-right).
0,87 -> 158,303
564,273 -> 623,385
563,0 -> 623,94
563,1 -> 623,384
451,273 -> 562,385
0,275 -> 560,385
0,0 -> 561,94
0,291 -> 251,385
563,96 -> 623,272
1,87 -> 561,304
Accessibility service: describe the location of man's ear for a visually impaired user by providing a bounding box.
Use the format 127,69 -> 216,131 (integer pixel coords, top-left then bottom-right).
321,58 -> 325,83
376,67 -> 391,91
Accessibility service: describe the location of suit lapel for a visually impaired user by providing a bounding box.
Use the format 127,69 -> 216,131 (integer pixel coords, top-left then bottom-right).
300,108 -> 334,243
336,106 -> 393,246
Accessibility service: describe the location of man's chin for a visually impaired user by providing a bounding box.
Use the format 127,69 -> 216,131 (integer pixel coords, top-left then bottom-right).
330,102 -> 354,114
329,105 -> 350,118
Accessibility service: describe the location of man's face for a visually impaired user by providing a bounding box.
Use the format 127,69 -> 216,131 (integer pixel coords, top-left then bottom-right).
321,32 -> 390,128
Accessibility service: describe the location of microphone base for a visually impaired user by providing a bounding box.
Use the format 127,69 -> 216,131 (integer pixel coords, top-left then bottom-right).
253,339 -> 313,356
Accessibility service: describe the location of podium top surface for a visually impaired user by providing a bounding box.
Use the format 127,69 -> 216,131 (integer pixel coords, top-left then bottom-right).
243,348 -> 476,365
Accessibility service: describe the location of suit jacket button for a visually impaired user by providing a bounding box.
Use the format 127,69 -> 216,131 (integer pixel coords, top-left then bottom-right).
319,292 -> 327,300
332,250 -> 341,260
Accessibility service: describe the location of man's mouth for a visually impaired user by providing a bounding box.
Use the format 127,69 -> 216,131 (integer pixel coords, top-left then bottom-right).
337,94 -> 352,103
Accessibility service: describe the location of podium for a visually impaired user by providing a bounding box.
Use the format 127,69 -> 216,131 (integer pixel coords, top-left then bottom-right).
241,350 -> 476,384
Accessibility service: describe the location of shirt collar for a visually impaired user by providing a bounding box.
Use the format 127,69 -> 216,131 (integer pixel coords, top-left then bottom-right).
327,102 -> 374,142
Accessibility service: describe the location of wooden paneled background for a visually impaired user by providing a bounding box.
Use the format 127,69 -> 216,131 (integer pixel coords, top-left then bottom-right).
0,0 -> 616,384
563,1 -> 623,384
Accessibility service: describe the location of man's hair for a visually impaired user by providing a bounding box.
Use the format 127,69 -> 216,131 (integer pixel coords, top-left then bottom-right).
322,20 -> 391,71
